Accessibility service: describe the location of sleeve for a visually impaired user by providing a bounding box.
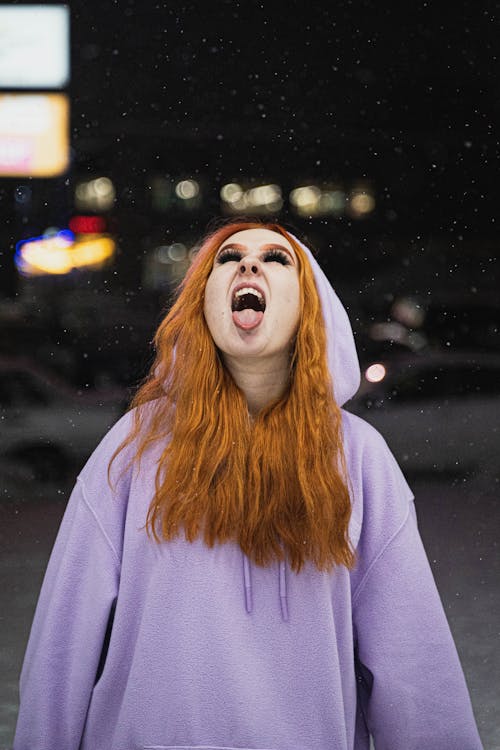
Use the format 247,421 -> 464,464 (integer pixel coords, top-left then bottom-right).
351,442 -> 483,749
13,477 -> 120,750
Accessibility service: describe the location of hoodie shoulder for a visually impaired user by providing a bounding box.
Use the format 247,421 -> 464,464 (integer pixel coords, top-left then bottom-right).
78,407 -> 137,488
341,408 -> 415,554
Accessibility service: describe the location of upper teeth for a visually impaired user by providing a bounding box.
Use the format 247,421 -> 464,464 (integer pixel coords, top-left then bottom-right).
234,287 -> 263,300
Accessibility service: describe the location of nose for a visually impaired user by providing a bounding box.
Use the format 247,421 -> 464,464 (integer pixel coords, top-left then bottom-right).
239,256 -> 260,275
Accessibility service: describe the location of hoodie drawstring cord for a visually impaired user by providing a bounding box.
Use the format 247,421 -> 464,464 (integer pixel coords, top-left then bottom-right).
279,559 -> 289,621
243,553 -> 253,614
242,551 -> 289,621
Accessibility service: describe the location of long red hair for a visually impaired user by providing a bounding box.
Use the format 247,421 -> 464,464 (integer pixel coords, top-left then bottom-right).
108,219 -> 354,573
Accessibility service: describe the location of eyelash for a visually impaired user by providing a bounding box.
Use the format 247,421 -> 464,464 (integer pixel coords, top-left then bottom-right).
217,248 -> 291,266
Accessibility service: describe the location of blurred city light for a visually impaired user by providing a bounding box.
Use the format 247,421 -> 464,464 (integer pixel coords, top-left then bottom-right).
348,188 -> 375,217
143,242 -> 191,289
68,215 -> 107,234
289,185 -> 346,217
391,297 -> 426,328
370,321 -> 409,343
0,94 -> 69,177
150,176 -> 172,211
220,182 -> 244,206
247,184 -> 282,209
175,179 -> 200,200
0,5 -> 70,89
75,177 -> 116,212
167,243 -> 187,261
321,189 -> 346,214
365,363 -> 386,383
290,185 -> 321,212
15,229 -> 115,276
14,184 -> 33,206
221,182 -> 282,214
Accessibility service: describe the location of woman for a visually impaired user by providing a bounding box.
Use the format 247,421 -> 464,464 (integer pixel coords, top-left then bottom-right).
14,220 -> 483,749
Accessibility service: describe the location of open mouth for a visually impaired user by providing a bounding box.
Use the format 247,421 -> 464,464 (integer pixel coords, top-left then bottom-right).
231,286 -> 266,330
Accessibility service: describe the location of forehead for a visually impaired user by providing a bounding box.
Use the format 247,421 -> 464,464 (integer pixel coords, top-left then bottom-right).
220,227 -> 295,255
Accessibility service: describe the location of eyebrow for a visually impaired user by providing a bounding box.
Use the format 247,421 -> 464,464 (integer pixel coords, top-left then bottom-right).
216,242 -> 296,262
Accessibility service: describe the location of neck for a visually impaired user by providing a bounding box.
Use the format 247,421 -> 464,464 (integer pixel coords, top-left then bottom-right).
222,353 -> 292,418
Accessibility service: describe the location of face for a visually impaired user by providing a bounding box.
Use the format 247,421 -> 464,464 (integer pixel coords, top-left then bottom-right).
203,228 -> 301,364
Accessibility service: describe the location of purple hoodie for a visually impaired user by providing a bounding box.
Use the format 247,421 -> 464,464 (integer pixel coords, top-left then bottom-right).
14,240 -> 483,750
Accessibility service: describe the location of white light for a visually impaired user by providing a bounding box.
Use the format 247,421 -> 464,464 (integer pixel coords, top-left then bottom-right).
93,177 -> 114,197
175,179 -> 199,200
365,363 -> 386,383
289,185 -> 321,208
75,177 -> 115,211
220,182 -> 243,203
220,183 -> 282,213
0,6 -> 70,89
247,184 -> 281,205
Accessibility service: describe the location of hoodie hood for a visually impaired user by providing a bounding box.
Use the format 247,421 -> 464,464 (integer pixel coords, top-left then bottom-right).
290,233 -> 361,407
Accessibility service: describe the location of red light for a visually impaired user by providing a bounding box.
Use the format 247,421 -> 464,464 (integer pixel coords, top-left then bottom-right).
69,215 -> 106,234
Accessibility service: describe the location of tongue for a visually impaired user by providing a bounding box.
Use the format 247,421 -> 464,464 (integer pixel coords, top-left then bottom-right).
232,309 -> 264,330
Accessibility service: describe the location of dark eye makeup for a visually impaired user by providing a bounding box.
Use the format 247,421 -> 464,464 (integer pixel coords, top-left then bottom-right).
263,248 -> 291,265
217,249 -> 242,263
216,247 -> 291,266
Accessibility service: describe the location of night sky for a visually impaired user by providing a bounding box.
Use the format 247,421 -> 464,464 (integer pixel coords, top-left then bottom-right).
68,1 -> 498,202
1,0 -> 499,299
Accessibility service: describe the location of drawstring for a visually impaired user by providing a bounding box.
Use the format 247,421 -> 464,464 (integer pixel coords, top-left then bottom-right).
242,550 -> 289,621
243,553 -> 253,614
279,559 -> 289,621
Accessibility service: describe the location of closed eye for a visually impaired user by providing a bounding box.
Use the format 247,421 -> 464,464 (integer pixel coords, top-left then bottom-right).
216,247 -> 292,265
216,249 -> 242,264
263,248 -> 291,265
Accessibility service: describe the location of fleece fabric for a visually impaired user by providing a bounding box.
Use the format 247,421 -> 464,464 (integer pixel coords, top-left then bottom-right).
13,239 -> 483,750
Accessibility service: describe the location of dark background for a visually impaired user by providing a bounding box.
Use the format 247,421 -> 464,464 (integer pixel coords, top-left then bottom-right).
1,0 -> 499,389
1,0 -> 498,390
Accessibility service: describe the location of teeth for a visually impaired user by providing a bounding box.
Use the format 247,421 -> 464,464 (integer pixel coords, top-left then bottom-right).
234,287 -> 263,300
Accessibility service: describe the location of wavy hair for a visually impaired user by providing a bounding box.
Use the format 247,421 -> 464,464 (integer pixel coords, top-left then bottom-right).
108,219 -> 354,573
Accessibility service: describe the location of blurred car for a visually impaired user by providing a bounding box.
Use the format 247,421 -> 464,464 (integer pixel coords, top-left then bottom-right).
0,356 -> 129,482
346,350 -> 500,474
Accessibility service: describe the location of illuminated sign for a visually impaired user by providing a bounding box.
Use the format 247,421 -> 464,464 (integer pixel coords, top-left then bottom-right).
0,94 -> 69,177
69,216 -> 107,234
0,5 -> 70,89
15,230 -> 116,276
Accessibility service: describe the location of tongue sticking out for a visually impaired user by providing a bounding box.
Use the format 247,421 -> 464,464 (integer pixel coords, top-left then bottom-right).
232,309 -> 264,330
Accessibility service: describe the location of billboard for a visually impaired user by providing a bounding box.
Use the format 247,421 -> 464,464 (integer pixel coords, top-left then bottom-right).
0,94 -> 69,177
0,5 -> 70,89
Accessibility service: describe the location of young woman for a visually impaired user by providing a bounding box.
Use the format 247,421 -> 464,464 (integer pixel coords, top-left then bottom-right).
14,220 -> 483,750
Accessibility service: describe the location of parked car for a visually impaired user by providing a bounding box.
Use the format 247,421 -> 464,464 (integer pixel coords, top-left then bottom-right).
0,356 -> 128,482
346,350 -> 500,474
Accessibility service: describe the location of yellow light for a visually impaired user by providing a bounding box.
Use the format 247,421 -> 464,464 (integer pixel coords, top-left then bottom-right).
0,93 -> 69,177
19,233 -> 116,276
349,191 -> 375,216
365,363 -> 386,383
